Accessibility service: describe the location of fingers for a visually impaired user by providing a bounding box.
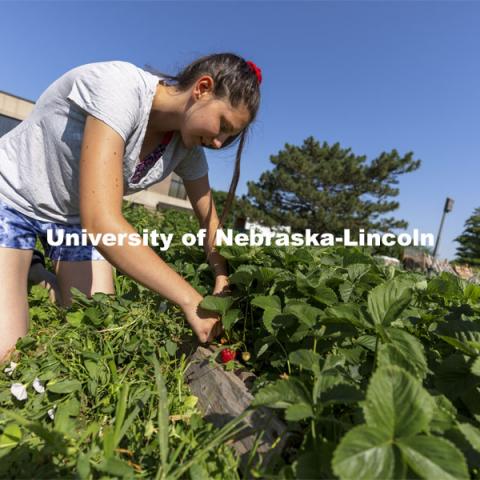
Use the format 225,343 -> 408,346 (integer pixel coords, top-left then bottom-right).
214,320 -> 224,339
197,307 -> 221,324
213,287 -> 232,297
207,320 -> 224,343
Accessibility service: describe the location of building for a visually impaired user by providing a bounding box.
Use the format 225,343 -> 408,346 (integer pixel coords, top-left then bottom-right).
0,90 -> 193,212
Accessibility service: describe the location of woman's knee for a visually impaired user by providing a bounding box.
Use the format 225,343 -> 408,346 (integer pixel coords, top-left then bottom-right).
54,259 -> 114,306
0,247 -> 32,364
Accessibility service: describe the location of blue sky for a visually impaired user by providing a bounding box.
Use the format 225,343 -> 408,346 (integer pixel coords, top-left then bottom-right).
1,1 -> 478,259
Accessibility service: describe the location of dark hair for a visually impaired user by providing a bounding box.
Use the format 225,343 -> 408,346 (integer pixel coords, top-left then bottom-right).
145,53 -> 261,228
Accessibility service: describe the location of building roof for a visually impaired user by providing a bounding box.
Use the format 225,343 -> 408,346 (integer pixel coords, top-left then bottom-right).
0,90 -> 34,104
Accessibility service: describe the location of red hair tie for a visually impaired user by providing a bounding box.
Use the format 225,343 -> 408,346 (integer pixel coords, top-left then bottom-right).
246,60 -> 262,85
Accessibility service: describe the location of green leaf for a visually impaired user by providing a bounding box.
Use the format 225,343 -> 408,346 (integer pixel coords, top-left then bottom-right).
262,309 -> 280,334
199,296 -> 233,316
430,395 -> 457,434
95,456 -> 134,477
54,398 -> 80,435
339,281 -> 354,303
76,452 -> 91,480
294,441 -> 335,480
460,385 -> 480,422
342,250 -> 374,267
218,245 -> 259,262
165,340 -> 177,357
221,308 -> 240,331
102,425 -> 115,459
152,354 -> 170,472
347,264 -> 371,282
84,306 -> 102,326
427,273 -> 464,300
284,303 -> 322,327
285,403 -> 313,421
254,266 -> 284,286
255,337 -> 274,358
251,295 -> 282,312
367,276 -> 413,327
332,425 -> 396,480
0,423 -> 22,450
435,354 -> 480,398
397,435 -> 469,480
464,283 -> 480,304
15,336 -> 36,350
438,335 -> 478,356
66,310 -> 84,327
47,379 -> 82,394
313,286 -> 338,306
378,327 -> 428,379
356,335 -> 377,351
290,323 -> 311,342
228,269 -> 253,287
189,461 -> 210,480
296,270 -> 318,292
288,349 -> 321,374
472,357 -> 480,376
458,422 -> 480,452
326,304 -> 372,329
437,318 -> 480,355
364,366 -> 434,438
252,378 -> 309,409
113,384 -> 129,447
321,383 -> 364,405
0,408 -> 68,451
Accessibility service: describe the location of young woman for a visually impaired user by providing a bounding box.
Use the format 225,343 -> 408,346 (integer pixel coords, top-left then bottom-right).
0,53 -> 262,362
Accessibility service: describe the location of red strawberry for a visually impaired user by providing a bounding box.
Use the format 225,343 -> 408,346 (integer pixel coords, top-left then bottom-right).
220,348 -> 236,363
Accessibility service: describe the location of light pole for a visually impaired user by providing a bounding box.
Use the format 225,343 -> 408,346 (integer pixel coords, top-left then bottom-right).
433,197 -> 454,258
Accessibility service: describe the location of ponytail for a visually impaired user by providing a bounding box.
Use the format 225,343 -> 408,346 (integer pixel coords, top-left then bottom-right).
218,130 -> 246,229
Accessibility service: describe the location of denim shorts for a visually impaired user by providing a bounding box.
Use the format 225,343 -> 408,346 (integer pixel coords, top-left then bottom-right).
0,199 -> 105,262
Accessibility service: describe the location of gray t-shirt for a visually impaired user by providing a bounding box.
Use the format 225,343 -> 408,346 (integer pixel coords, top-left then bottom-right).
0,60 -> 208,224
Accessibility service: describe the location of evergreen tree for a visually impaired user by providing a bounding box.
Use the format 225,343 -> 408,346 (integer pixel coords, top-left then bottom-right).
455,207 -> 480,266
244,137 -> 421,235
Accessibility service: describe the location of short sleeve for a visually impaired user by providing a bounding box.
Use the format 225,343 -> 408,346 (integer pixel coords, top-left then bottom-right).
66,61 -> 142,142
174,147 -> 209,181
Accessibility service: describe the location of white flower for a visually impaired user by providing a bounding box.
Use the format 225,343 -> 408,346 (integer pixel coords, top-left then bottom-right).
4,362 -> 18,376
47,405 -> 56,420
33,377 -> 45,394
11,383 -> 27,401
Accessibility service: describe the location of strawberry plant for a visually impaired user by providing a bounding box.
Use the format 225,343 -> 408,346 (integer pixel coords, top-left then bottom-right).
200,242 -> 480,478
1,205 -> 479,478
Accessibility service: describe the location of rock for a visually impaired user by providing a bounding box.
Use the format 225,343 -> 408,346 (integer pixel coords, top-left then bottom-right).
402,249 -> 480,283
375,255 -> 401,267
185,346 -> 288,473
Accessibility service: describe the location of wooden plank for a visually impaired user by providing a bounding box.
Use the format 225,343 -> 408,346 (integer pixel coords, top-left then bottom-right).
185,346 -> 288,472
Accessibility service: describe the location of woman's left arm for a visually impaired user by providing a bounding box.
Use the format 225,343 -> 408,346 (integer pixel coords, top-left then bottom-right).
183,174 -> 230,295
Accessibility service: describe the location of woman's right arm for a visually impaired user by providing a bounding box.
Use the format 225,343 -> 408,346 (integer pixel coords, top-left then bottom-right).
79,114 -> 222,342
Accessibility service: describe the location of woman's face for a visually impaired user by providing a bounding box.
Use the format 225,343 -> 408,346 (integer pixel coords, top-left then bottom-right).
182,76 -> 251,150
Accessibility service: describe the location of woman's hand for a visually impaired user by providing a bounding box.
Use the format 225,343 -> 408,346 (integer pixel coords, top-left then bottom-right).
182,300 -> 224,343
213,274 -> 231,296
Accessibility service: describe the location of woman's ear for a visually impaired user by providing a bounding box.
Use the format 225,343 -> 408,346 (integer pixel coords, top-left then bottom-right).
194,75 -> 215,100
